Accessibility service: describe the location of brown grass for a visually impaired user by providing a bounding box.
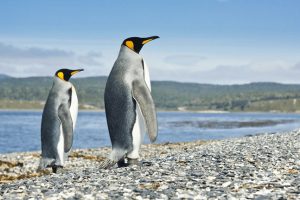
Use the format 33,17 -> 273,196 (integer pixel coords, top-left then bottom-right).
0,160 -> 23,168
288,169 -> 298,174
69,152 -> 106,162
139,182 -> 161,190
0,170 -> 51,183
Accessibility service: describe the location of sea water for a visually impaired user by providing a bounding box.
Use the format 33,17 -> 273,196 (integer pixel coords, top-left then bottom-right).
0,111 -> 300,153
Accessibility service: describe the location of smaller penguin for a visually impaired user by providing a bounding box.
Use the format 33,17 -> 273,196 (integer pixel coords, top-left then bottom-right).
39,68 -> 83,173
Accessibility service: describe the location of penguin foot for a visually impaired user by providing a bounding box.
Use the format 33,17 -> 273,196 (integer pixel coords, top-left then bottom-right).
99,159 -> 117,169
52,165 -> 63,173
116,158 -> 140,168
117,158 -> 128,168
127,158 -> 140,166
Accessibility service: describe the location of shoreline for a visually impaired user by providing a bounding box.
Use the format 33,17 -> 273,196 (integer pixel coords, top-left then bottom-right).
1,108 -> 300,114
1,130 -> 300,198
0,129 -> 293,155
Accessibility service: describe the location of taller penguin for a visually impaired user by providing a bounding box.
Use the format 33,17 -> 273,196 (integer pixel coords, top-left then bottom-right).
102,36 -> 159,168
39,68 -> 83,173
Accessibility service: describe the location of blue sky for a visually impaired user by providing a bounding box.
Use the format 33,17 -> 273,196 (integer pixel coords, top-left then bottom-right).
0,0 -> 299,84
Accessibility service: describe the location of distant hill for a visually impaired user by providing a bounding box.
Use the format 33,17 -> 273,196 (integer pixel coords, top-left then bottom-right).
0,74 -> 10,80
1,75 -> 300,112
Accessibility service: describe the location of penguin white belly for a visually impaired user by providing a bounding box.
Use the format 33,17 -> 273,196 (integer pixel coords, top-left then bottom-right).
70,86 -> 78,129
57,125 -> 64,165
127,106 -> 145,159
127,60 -> 151,159
143,60 -> 151,91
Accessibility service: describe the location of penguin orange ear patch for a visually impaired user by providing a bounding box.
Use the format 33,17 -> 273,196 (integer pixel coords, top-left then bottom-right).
57,72 -> 64,80
125,40 -> 134,50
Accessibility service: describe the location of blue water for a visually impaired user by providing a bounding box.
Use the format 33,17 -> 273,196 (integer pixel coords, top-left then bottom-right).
0,111 -> 300,153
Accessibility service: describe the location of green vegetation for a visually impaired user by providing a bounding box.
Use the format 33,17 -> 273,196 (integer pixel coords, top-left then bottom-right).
1,75 -> 300,112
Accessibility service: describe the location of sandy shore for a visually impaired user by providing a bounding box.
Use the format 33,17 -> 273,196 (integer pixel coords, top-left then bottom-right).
1,130 -> 300,199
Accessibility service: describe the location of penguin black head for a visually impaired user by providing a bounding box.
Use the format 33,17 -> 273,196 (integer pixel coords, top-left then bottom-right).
122,36 -> 159,53
55,68 -> 84,81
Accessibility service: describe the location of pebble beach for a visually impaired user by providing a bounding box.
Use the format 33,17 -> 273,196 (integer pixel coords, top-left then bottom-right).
1,130 -> 300,199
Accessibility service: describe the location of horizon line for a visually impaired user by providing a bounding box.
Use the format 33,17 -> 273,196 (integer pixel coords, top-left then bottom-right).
1,73 -> 300,86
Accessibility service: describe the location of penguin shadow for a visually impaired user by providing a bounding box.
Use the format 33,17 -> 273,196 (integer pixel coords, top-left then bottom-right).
117,158 -> 153,168
97,155 -> 156,169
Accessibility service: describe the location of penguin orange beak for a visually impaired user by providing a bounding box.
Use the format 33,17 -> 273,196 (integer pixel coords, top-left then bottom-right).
142,36 -> 160,45
71,69 -> 84,76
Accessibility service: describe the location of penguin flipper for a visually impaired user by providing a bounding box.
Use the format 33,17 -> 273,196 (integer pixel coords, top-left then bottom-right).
58,103 -> 74,153
132,80 -> 158,142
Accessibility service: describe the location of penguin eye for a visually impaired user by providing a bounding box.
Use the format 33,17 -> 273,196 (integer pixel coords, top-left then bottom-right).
125,40 -> 134,50
57,72 -> 65,80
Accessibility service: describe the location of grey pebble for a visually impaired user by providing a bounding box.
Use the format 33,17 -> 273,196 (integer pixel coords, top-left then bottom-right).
1,130 -> 300,199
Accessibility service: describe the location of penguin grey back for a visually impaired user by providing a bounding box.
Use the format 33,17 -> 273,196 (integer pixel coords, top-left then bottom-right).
105,46 -> 145,151
105,45 -> 158,154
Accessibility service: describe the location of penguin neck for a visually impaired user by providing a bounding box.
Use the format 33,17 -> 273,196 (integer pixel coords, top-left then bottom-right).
119,45 -> 142,60
53,76 -> 72,89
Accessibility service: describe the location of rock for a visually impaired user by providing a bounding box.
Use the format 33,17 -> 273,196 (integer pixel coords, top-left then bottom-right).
222,181 -> 232,188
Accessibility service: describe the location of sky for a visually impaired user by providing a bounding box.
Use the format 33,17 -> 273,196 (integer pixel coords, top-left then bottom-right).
0,0 -> 299,84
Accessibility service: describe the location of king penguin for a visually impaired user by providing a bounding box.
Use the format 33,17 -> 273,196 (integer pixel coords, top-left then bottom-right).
102,36 -> 159,168
39,68 -> 84,173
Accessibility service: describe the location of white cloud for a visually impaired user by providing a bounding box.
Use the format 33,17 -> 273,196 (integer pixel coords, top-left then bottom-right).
0,42 -> 103,77
151,60 -> 300,84
0,42 -> 73,59
1,40 -> 300,84
292,62 -> 300,70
